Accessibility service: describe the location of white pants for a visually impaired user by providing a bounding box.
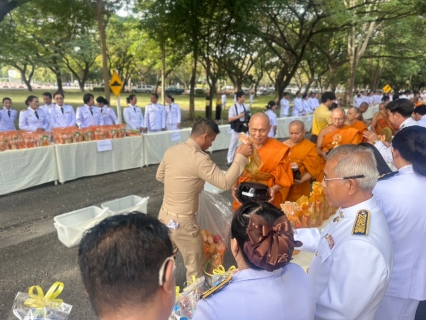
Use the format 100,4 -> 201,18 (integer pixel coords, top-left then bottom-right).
375,295 -> 419,320
227,130 -> 240,163
166,123 -> 179,131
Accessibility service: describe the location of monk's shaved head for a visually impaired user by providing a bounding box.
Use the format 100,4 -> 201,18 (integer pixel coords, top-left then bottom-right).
250,112 -> 270,126
331,107 -> 346,128
332,107 -> 345,117
249,112 -> 271,146
289,120 -> 305,131
348,107 -> 360,114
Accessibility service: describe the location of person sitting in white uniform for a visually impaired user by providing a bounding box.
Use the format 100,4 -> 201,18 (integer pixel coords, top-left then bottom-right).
295,145 -> 393,320
0,97 -> 17,131
96,96 -> 119,125
264,101 -> 277,138
165,94 -> 181,131
413,105 -> 426,128
76,93 -> 103,128
373,126 -> 426,320
123,94 -> 144,132
19,95 -> 49,132
193,202 -> 315,320
292,91 -> 304,116
144,93 -> 166,133
50,91 -> 76,129
279,92 -> 290,117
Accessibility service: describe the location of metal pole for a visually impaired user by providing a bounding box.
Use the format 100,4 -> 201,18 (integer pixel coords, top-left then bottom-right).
116,95 -> 122,124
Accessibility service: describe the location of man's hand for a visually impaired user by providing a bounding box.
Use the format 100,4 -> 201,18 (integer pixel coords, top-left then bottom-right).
177,123 -> 181,128
239,112 -> 245,118
37,128 -> 45,132
293,173 -> 312,185
232,187 -> 241,205
139,127 -> 144,132
268,187 -> 276,203
319,151 -> 328,161
236,143 -> 253,158
161,128 -> 166,131
363,131 -> 379,144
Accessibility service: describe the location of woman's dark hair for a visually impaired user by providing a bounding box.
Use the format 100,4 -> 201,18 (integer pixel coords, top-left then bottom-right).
265,100 -> 276,110
359,143 -> 392,177
126,95 -> 136,104
330,102 -> 339,110
2,97 -> 11,103
25,95 -> 38,106
53,91 -> 64,98
166,94 -> 174,103
302,93 -> 308,99
83,93 -> 94,104
392,126 -> 426,177
96,96 -> 109,105
231,201 -> 290,271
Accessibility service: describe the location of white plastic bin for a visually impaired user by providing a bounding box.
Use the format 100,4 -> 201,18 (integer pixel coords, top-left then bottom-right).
54,206 -> 109,248
101,195 -> 149,215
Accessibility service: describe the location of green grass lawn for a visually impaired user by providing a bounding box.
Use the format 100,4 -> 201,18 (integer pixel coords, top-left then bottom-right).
0,89 -> 278,129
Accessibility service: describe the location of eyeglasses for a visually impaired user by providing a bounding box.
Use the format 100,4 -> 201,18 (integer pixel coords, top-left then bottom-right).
323,175 -> 365,185
158,256 -> 176,286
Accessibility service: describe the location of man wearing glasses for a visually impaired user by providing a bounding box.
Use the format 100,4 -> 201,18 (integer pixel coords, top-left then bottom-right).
294,145 -> 393,320
78,212 -> 176,320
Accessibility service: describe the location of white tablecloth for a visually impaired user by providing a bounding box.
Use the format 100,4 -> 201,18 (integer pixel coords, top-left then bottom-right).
55,136 -> 144,183
364,105 -> 379,119
0,145 -> 58,195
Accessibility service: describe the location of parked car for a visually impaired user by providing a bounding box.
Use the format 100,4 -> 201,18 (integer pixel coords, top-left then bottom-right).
242,87 -> 251,95
131,85 -> 154,93
256,89 -> 269,96
165,86 -> 185,95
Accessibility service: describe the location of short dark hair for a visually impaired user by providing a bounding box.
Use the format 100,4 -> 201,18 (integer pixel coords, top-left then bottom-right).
191,118 -> 220,137
386,98 -> 414,118
302,93 -> 308,99
126,94 -> 136,104
392,126 -> 426,177
382,95 -> 390,102
2,97 -> 11,103
96,96 -> 109,105
42,92 -> 52,99
78,212 -> 173,317
321,91 -> 336,103
151,93 -> 159,99
166,94 -> 174,103
25,95 -> 38,106
266,100 -> 275,110
236,91 -> 245,99
83,93 -> 94,104
414,105 -> 426,116
295,91 -> 300,95
53,91 -> 64,98
359,143 -> 392,177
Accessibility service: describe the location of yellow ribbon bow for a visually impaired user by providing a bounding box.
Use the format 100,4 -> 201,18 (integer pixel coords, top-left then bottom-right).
212,265 -> 237,275
24,282 -> 64,317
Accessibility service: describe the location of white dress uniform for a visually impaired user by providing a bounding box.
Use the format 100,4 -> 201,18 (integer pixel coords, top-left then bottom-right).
193,264 -> 315,320
280,97 -> 290,117
308,97 -> 317,112
417,115 -> 426,128
227,103 -> 250,164
265,109 -> 277,138
39,103 -> 54,132
0,107 -> 18,131
165,103 -> 181,131
373,165 -> 426,320
50,105 -> 76,128
292,97 -> 304,116
144,103 -> 166,132
294,197 -> 393,320
100,106 -> 119,125
76,104 -> 103,128
221,94 -> 227,109
302,99 -> 311,114
123,105 -> 143,131
249,94 -> 254,108
374,117 -> 418,170
19,107 -> 49,132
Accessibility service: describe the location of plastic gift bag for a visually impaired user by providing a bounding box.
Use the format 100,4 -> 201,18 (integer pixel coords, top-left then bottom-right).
83,127 -> 94,141
118,124 -> 126,138
9,282 -> 72,320
238,133 -> 262,174
171,276 -> 208,320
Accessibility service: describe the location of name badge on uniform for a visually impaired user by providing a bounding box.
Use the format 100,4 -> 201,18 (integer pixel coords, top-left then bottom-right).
318,234 -> 332,262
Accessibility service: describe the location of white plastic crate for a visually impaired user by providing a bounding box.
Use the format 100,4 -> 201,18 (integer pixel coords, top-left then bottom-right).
101,195 -> 149,215
54,206 -> 109,248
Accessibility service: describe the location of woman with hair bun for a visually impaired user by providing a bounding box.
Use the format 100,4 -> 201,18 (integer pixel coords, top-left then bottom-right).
18,95 -> 49,132
96,96 -> 119,125
193,201 -> 314,320
373,126 -> 426,319
123,94 -> 144,132
264,101 -> 277,138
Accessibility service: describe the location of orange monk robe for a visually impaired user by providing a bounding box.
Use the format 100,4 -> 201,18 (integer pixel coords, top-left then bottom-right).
350,120 -> 368,143
317,125 -> 361,181
233,138 -> 293,211
287,139 -> 322,202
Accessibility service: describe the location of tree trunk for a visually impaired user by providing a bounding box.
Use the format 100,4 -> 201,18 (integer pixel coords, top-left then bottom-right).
96,0 -> 110,101
161,43 -> 166,105
16,65 -> 33,92
189,46 -> 197,120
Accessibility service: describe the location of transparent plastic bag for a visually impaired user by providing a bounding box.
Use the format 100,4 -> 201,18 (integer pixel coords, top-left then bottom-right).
238,133 -> 262,174
171,276 -> 208,319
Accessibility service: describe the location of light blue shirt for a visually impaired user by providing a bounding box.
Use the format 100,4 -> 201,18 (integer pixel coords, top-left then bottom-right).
100,106 -> 119,125
123,105 -> 143,131
374,165 -> 426,301
76,104 -> 103,128
145,103 -> 166,132
19,107 -> 49,132
39,104 -> 54,131
417,115 -> 426,128
193,264 -> 314,320
50,105 -> 76,128
292,97 -> 304,116
0,107 -> 17,131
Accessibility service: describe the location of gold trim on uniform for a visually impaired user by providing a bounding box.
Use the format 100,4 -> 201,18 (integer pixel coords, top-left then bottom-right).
201,275 -> 232,299
352,210 -> 370,235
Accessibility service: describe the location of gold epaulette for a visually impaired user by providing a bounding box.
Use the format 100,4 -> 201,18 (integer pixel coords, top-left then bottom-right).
200,275 -> 232,299
378,171 -> 398,180
352,210 -> 370,236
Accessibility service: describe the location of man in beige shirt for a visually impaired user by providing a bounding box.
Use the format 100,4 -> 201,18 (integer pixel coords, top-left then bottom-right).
157,118 -> 253,281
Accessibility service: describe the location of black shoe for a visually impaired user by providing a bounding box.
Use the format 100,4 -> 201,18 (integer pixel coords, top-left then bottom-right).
226,162 -> 232,167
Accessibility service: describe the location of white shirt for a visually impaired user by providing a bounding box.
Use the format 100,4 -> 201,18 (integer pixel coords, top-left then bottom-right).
265,109 -> 277,137
39,103 -> 54,131
76,104 -> 103,128
249,94 -> 254,106
374,165 -> 426,301
123,105 -> 143,131
0,107 -> 17,131
417,115 -> 426,128
280,98 -> 290,117
165,103 -> 181,125
144,103 -> 166,132
295,197 -> 393,320
302,99 -> 311,114
50,105 -> 76,128
221,94 -> 227,106
19,107 -> 49,132
100,106 -> 119,125
292,97 -> 304,116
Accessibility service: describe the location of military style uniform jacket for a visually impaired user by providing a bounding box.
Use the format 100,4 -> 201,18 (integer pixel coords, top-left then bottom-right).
19,107 -> 49,132
50,105 -> 76,128
76,104 -> 103,128
0,107 -> 17,131
100,106 -> 119,125
295,197 -> 394,320
123,104 -> 143,131
144,103 -> 166,132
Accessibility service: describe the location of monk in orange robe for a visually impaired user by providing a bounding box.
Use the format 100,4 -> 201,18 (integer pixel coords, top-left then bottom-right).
283,120 -> 321,202
232,113 -> 293,211
316,108 -> 361,181
346,107 -> 368,142
371,103 -> 395,142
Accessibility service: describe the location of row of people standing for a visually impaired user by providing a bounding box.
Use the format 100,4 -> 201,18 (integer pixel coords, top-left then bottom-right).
280,91 -> 320,117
